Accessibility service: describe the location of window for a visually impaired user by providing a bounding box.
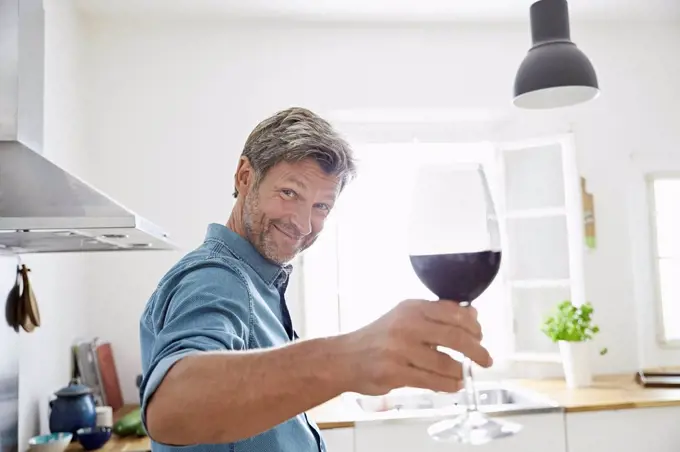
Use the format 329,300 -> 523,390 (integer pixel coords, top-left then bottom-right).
301,142 -> 513,365
648,175 -> 680,343
300,134 -> 583,372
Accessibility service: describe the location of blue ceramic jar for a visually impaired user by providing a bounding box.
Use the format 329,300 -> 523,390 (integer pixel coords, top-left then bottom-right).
48,380 -> 97,439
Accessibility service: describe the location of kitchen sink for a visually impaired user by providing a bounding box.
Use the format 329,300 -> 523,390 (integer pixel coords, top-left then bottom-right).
353,382 -> 560,416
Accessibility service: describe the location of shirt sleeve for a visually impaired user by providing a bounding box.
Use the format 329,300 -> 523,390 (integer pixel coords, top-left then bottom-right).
139,259 -> 251,432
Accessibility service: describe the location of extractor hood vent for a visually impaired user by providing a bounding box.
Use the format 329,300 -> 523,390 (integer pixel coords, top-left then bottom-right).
0,0 -> 177,254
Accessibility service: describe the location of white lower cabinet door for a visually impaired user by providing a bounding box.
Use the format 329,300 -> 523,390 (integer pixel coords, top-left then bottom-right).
354,413 -> 566,452
322,427 -> 355,452
566,407 -> 680,452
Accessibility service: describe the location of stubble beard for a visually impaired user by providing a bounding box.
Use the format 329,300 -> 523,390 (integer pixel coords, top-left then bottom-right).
243,191 -> 298,265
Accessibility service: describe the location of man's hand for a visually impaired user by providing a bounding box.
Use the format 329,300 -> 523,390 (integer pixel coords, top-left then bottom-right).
338,299 -> 491,395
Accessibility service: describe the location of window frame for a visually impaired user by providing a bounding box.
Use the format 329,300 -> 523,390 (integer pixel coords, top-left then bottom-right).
298,141 -> 522,376
646,171 -> 680,348
495,133 -> 583,364
298,108 -> 584,376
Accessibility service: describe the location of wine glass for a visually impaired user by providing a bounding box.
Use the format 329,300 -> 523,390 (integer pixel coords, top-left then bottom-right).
407,162 -> 522,445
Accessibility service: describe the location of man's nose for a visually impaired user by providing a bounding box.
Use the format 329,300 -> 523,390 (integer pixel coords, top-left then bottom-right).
291,207 -> 313,236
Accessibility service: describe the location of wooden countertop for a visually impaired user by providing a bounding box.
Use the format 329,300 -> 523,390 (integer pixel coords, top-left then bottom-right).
67,372 -> 680,451
514,372 -> 680,413
66,406 -> 150,452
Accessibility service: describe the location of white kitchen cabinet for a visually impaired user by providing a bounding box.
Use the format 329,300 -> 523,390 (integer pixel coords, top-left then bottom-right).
566,407 -> 680,452
322,427 -> 355,452
354,413 -> 566,452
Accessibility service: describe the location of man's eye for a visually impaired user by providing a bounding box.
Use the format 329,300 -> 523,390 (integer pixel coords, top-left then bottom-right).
315,203 -> 331,212
281,189 -> 296,198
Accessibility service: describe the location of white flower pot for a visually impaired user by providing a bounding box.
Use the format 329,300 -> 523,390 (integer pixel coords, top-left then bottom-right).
558,340 -> 592,388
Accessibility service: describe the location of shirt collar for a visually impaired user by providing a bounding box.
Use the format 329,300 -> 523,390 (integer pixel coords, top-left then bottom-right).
205,223 -> 291,287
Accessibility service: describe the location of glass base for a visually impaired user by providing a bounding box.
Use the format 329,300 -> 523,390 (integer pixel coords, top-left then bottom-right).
428,411 -> 523,446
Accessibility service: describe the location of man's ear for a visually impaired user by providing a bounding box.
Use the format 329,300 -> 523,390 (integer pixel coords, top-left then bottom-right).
234,156 -> 254,197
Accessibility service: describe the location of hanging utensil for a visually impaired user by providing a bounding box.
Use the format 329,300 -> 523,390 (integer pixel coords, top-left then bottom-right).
19,263 -> 40,332
4,264 -> 21,331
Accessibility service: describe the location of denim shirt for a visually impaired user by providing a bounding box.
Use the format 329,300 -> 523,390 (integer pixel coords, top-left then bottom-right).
139,223 -> 325,452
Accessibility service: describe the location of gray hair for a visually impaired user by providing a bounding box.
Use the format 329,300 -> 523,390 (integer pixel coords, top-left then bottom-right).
233,107 -> 357,197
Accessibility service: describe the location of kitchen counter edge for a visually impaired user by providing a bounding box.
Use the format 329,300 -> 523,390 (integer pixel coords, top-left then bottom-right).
67,372 -> 680,451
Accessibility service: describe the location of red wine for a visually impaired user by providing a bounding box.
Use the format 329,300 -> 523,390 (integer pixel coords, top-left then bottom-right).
409,251 -> 501,302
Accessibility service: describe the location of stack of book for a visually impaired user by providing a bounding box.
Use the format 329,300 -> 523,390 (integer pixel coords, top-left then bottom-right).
72,338 -> 124,410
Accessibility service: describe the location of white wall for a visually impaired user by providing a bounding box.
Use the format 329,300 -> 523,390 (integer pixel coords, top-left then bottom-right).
61,15 -> 680,400
13,1 -> 92,448
0,256 -> 20,452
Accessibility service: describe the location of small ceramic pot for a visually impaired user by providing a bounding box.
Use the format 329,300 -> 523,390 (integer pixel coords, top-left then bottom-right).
76,427 -> 112,451
48,380 -> 97,438
559,340 -> 593,388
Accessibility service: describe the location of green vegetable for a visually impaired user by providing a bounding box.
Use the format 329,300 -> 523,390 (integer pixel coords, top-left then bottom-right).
135,422 -> 147,437
113,407 -> 143,436
541,300 -> 608,355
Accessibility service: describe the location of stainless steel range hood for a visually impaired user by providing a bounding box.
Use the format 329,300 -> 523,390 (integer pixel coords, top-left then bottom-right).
0,0 -> 176,254
0,141 -> 176,253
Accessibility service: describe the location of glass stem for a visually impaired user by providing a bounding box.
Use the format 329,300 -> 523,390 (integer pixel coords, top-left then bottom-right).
462,357 -> 480,413
460,301 -> 479,414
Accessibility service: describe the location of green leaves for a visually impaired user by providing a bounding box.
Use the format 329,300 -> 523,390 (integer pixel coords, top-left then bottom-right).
541,300 -> 601,343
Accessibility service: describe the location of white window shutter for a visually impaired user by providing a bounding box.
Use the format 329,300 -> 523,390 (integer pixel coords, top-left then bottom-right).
493,133 -> 586,363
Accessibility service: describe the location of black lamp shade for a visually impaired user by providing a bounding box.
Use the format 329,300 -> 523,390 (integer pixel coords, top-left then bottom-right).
513,0 -> 599,109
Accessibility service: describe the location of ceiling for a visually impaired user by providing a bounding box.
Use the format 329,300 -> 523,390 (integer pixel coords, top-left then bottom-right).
75,0 -> 680,23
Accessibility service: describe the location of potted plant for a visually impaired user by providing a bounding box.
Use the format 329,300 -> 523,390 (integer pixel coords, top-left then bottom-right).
541,300 -> 607,388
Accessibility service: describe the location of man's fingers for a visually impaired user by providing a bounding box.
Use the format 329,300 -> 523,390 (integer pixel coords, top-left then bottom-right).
417,322 -> 493,368
419,301 -> 482,340
407,346 -> 464,381
404,363 -> 464,393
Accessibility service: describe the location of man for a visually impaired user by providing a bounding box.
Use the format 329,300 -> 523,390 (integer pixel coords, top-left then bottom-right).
139,107 -> 493,452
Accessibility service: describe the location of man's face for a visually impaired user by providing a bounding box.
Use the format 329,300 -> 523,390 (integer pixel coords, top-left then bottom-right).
241,159 -> 342,265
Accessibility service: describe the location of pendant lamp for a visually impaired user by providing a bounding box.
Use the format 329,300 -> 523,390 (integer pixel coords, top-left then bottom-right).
513,0 -> 599,109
